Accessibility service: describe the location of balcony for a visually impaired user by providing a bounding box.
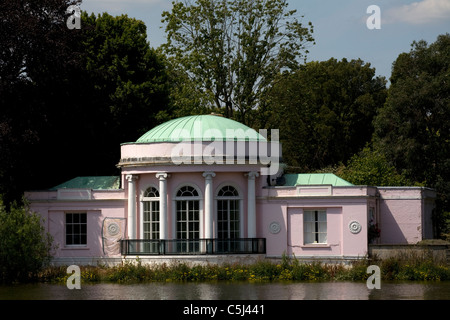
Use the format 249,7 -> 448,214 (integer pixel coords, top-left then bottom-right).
120,238 -> 266,256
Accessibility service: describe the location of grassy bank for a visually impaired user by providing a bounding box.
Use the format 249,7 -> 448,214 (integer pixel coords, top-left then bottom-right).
37,254 -> 450,284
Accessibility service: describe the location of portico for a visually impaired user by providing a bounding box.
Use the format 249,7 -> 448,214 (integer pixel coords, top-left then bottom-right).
117,115 -> 270,255
121,168 -> 264,255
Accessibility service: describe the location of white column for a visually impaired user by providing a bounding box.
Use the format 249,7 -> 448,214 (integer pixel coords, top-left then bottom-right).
246,171 -> 259,238
156,172 -> 169,240
126,174 -> 139,239
202,171 -> 216,239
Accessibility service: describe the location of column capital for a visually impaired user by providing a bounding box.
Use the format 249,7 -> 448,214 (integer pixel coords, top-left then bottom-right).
245,171 -> 259,179
125,174 -> 139,182
202,171 -> 216,179
156,172 -> 170,180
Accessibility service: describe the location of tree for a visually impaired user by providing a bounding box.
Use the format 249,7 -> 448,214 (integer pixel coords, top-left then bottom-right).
80,12 -> 170,150
373,33 -> 450,237
262,58 -> 387,171
0,7 -> 170,206
0,0 -> 84,206
336,146 -> 414,187
161,0 -> 314,125
0,200 -> 55,283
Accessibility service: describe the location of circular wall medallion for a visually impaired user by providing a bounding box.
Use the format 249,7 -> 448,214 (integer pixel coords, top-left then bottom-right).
107,222 -> 120,236
348,220 -> 362,234
269,221 -> 281,234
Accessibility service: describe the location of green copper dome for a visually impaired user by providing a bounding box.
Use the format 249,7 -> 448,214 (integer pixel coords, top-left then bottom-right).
136,114 -> 266,143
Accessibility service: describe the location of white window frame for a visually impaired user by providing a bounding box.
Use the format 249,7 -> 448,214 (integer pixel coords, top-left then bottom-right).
172,184 -> 203,240
140,185 -> 160,240
65,212 -> 87,246
216,185 -> 242,239
303,210 -> 327,244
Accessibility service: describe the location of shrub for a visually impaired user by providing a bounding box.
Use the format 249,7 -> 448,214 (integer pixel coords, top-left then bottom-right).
0,200 -> 55,283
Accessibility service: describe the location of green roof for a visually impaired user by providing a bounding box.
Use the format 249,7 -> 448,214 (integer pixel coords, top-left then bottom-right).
283,173 -> 353,187
51,176 -> 120,190
135,114 -> 266,143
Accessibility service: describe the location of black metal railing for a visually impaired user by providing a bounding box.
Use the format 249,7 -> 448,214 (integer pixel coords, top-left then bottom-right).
120,238 -> 266,255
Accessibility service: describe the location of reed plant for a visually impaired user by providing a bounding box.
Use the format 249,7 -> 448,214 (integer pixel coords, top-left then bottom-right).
37,252 -> 449,284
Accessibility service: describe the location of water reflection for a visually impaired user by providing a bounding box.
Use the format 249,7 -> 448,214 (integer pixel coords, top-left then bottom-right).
0,281 -> 449,300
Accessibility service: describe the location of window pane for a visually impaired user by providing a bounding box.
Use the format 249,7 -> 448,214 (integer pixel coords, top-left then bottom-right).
304,210 -> 327,244
304,211 -> 314,221
305,232 -> 314,244
144,187 -> 159,197
319,233 -> 327,244
177,186 -> 198,197
318,211 -> 327,221
65,213 -> 87,245
218,185 -> 238,197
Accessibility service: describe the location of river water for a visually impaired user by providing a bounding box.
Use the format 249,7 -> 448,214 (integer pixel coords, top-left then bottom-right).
0,281 -> 449,300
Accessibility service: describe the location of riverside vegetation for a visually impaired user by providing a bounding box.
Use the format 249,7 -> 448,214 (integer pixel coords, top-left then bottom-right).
38,253 -> 450,284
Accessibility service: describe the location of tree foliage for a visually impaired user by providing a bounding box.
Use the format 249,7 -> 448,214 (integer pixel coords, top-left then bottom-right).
336,146 -> 414,187
82,12 -> 170,142
161,0 -> 314,124
262,58 -> 387,171
373,33 -> 450,236
0,200 -> 55,283
0,0 -> 84,206
0,3 -> 170,205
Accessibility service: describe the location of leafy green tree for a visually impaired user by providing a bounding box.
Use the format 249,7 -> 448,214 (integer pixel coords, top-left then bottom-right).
336,146 -> 414,186
161,0 -> 314,125
82,12 -> 170,143
0,7 -> 170,206
65,12 -> 172,186
0,0 -> 84,206
161,51 -> 218,119
262,58 -> 387,171
373,33 -> 450,237
0,200 -> 55,283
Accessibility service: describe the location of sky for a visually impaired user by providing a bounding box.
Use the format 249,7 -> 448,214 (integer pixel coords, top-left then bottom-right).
80,0 -> 450,81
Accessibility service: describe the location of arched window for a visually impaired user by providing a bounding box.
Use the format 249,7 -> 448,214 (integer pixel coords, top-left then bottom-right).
216,186 -> 240,241
217,185 -> 239,197
144,187 -> 159,198
175,186 -> 200,248
176,185 -> 199,197
142,187 -> 159,241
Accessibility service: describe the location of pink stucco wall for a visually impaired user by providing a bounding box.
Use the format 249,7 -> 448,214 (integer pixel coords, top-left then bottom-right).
25,176 -> 435,261
377,187 -> 435,244
26,190 -> 126,257
258,196 -> 369,258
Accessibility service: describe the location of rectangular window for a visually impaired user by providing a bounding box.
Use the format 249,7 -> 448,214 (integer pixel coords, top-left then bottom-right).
304,210 -> 327,244
143,201 -> 160,240
66,212 -> 87,246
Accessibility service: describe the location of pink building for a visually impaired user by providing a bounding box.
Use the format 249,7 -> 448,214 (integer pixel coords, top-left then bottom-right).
25,115 -> 436,265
